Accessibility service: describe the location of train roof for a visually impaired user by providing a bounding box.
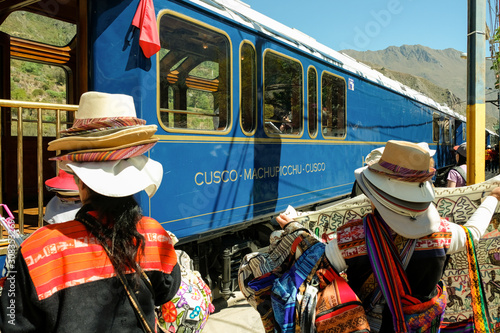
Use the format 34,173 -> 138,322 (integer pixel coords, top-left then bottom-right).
0,0 -> 467,123
190,0 -> 465,121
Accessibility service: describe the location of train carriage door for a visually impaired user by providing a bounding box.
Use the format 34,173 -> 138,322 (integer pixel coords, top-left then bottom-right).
0,9 -> 78,210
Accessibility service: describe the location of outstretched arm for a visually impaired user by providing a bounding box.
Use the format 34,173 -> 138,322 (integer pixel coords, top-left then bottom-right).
448,187 -> 500,254
275,213 -> 295,229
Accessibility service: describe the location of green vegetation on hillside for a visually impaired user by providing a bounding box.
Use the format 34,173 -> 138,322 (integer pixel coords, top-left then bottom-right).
0,11 -> 75,46
1,11 -> 75,104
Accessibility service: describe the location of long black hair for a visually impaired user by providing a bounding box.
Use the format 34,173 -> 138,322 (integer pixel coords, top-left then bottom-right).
75,187 -> 145,282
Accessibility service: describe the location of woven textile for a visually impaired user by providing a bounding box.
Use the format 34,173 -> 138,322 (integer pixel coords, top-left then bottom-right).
271,241 -> 325,333
238,223 -> 310,309
314,261 -> 370,333
240,223 -> 369,333
462,226 -> 493,332
239,223 -> 313,333
440,318 -> 474,332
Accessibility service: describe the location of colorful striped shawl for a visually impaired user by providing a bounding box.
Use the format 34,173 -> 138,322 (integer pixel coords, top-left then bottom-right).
364,213 -> 446,332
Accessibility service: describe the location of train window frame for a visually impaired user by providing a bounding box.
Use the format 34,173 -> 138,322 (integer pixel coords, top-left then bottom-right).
321,70 -> 347,140
239,40 -> 257,136
443,116 -> 450,143
262,49 -> 304,137
307,66 -> 318,139
450,118 -> 456,145
156,10 -> 233,135
432,113 -> 440,143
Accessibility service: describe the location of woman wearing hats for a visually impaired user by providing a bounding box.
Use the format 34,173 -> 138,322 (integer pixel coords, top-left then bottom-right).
447,142 -> 467,187
0,92 -> 181,332
277,140 -> 500,332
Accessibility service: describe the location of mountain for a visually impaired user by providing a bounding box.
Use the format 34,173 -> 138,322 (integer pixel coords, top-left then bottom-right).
340,45 -> 498,130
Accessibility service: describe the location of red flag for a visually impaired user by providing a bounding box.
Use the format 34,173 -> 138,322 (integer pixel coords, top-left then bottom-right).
132,0 -> 160,58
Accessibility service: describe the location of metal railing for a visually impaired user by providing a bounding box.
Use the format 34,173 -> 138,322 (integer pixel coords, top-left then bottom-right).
0,99 -> 78,243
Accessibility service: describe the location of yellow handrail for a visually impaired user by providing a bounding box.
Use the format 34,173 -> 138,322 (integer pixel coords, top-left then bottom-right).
0,99 -> 78,241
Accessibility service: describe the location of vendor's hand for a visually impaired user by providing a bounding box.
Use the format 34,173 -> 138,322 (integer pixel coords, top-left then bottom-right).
276,213 -> 295,229
490,186 -> 500,201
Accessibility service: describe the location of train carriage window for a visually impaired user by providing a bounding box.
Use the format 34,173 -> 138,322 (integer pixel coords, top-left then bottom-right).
443,117 -> 450,143
158,13 -> 231,133
0,11 -> 76,46
321,72 -> 346,138
432,114 -> 440,142
240,42 -> 257,134
308,67 -> 318,137
263,51 -> 303,135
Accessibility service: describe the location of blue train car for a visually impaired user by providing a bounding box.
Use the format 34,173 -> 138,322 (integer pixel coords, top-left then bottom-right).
0,0 -> 465,296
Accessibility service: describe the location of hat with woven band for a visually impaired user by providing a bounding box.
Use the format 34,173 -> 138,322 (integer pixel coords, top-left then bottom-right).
61,92 -> 142,133
354,140 -> 440,239
365,142 -> 436,167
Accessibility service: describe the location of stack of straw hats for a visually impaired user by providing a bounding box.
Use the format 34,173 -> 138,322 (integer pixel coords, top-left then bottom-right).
48,92 -> 158,162
48,91 -> 163,198
355,140 -> 440,239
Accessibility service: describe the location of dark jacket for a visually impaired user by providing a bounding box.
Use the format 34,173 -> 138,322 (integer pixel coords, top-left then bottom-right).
0,216 -> 181,332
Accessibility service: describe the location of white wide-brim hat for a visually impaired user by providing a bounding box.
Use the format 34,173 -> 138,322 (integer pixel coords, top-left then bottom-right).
65,155 -> 163,198
354,166 -> 441,238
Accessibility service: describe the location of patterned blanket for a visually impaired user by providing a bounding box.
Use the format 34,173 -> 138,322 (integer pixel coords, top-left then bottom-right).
293,175 -> 500,328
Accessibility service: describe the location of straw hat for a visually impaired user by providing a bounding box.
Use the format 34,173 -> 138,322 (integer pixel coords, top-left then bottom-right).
365,142 -> 435,166
48,91 -> 158,161
355,140 -> 440,239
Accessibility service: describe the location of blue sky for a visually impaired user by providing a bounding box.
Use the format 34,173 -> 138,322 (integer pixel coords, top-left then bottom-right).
242,0 -> 470,52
